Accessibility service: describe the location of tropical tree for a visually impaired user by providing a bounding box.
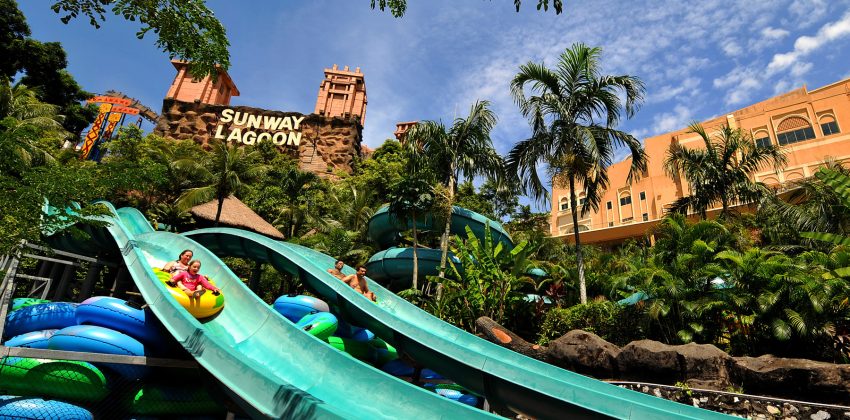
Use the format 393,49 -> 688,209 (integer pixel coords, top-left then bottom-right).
175,140 -> 270,225
405,100 -> 504,282
664,123 -> 786,219
387,172 -> 435,290
506,43 -> 647,304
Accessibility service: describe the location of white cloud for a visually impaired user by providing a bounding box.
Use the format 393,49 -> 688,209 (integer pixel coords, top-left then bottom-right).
790,62 -> 814,77
767,12 -> 850,74
722,40 -> 743,57
761,27 -> 790,40
647,77 -> 701,104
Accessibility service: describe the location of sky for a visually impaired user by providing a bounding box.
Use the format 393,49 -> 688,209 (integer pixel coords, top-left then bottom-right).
17,0 -> 850,209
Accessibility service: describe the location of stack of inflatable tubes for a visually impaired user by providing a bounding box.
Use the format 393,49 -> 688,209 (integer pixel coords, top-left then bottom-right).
272,295 -> 400,364
0,396 -> 92,420
0,357 -> 108,402
3,297 -> 168,381
153,268 -> 225,318
10,297 -> 51,313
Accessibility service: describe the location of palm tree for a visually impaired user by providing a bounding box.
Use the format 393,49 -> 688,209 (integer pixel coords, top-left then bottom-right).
406,100 -> 504,281
175,140 -> 271,225
664,123 -> 785,219
506,43 -> 647,304
0,79 -> 67,171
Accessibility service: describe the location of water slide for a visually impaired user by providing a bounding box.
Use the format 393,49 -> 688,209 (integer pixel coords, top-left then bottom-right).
365,206 -> 511,290
185,226 -> 730,419
46,203 -> 498,419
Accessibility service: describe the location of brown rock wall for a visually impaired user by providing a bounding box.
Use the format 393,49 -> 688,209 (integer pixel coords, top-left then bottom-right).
154,99 -> 363,177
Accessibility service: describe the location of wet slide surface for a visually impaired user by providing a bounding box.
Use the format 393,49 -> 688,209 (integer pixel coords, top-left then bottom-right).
49,204 -> 497,419
185,227 -> 732,419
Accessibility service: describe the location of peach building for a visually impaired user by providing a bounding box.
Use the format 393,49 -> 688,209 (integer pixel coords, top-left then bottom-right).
314,64 -> 367,126
394,121 -> 418,141
164,60 -> 239,105
550,77 -> 850,245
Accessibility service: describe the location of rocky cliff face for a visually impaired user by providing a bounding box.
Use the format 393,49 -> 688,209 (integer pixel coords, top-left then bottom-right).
154,99 -> 363,177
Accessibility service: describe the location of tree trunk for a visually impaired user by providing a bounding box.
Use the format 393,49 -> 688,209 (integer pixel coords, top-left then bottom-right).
214,194 -> 224,227
436,171 -> 455,300
475,316 -> 547,360
569,175 -> 587,304
412,210 -> 419,291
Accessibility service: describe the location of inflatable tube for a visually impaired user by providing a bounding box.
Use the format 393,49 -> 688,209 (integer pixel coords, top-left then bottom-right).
3,302 -> 78,339
10,298 -> 51,313
153,269 -> 225,319
272,295 -> 329,323
76,296 -> 163,344
0,396 -> 93,420
49,325 -> 147,380
369,338 -> 398,365
127,384 -> 223,415
4,330 -> 57,349
365,248 -> 462,291
334,318 -> 376,342
295,312 -> 337,340
0,357 -> 108,402
424,383 -> 480,406
380,359 -> 443,379
326,336 -> 377,362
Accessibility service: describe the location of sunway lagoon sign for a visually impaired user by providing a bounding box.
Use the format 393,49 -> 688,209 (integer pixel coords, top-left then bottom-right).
212,108 -> 305,146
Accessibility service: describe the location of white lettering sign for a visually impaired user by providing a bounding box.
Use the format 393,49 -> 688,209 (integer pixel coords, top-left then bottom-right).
213,109 -> 304,147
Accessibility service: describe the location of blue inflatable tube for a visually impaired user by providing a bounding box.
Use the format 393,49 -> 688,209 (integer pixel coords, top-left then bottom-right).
49,325 -> 147,380
334,318 -> 375,342
3,329 -> 58,349
0,395 -> 92,420
272,295 -> 329,323
3,302 -> 77,339
75,296 -> 164,344
380,359 -> 443,379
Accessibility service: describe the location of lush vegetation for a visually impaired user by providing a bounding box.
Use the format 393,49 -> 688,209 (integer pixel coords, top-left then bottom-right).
1,4 -> 848,367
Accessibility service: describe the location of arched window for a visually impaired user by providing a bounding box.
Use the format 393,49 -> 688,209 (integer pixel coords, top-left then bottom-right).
577,225 -> 590,232
820,115 -> 840,136
619,193 -> 632,206
776,116 -> 815,146
753,129 -> 771,148
559,197 -> 569,211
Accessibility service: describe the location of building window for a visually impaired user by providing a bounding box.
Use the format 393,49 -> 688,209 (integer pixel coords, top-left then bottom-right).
608,221 -> 614,227
619,195 -> 632,206
777,127 -> 815,146
642,213 -> 649,221
622,216 -> 633,223
822,121 -> 840,136
639,191 -> 646,201
606,201 -> 612,210
578,197 -> 587,206
755,136 -> 771,148
559,198 -> 569,211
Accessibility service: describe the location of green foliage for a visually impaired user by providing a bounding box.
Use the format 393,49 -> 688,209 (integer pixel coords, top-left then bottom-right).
371,0 -> 563,17
537,301 -> 641,346
50,0 -> 229,79
426,224 -> 534,332
507,43 -> 647,304
1,2 -> 96,135
664,123 -> 785,218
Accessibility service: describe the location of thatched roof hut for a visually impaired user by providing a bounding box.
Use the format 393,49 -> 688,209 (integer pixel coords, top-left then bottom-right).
189,195 -> 284,240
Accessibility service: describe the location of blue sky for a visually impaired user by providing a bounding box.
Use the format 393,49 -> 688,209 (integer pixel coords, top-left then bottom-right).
18,0 -> 850,207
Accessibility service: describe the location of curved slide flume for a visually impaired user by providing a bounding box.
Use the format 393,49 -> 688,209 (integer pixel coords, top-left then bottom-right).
48,203 -> 497,419
185,227 -> 731,419
365,206 -> 511,290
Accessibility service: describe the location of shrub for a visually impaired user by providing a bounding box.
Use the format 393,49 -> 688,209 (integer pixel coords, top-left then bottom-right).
537,301 -> 642,346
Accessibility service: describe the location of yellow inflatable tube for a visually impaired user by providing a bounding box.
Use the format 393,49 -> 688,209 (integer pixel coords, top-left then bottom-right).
153,269 -> 225,319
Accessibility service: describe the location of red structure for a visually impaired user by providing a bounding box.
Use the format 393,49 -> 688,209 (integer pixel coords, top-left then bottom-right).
165,60 -> 239,106
314,64 -> 367,126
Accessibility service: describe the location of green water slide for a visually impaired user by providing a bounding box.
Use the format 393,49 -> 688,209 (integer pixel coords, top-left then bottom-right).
365,206 -> 510,290
185,227 -> 731,419
47,204 -> 498,419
